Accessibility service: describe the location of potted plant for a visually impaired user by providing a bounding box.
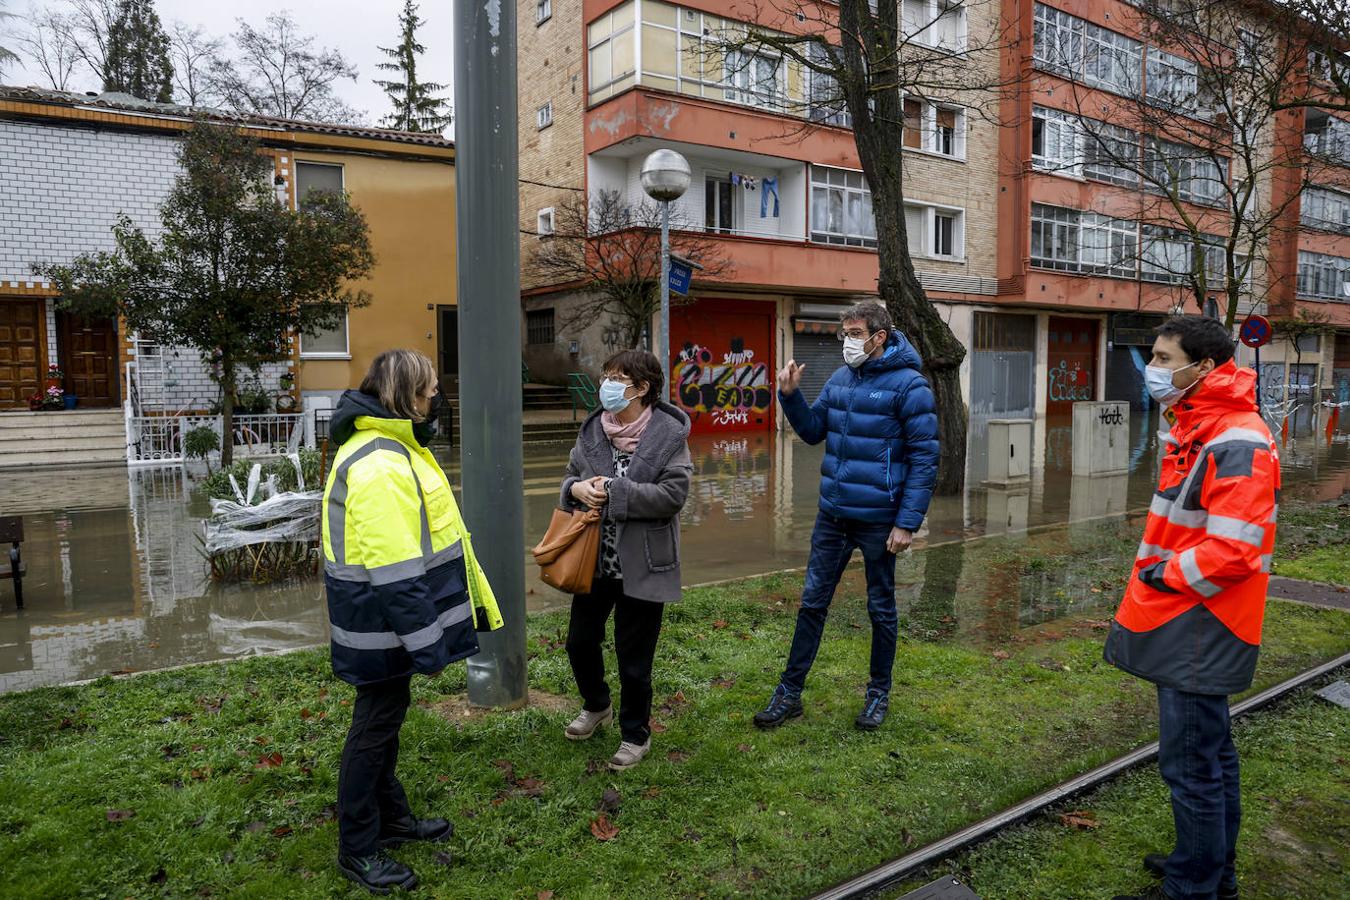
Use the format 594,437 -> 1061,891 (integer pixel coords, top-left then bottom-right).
41,386 -> 64,410
275,392 -> 297,413
45,364 -> 63,390
27,391 -> 42,411
278,371 -> 296,391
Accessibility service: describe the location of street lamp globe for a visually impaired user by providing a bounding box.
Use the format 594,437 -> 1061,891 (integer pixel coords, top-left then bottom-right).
641,149 -> 692,202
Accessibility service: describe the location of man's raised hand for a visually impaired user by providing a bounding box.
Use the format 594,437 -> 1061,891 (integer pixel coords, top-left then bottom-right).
777,360 -> 806,395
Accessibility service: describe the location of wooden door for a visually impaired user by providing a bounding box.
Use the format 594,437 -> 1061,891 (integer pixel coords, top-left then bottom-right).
59,313 -> 119,407
0,301 -> 44,408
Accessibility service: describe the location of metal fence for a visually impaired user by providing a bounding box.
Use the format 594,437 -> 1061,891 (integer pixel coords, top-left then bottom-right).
126,413 -> 311,467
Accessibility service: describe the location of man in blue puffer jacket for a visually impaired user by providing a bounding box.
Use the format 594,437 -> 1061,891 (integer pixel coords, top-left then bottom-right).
754,301 -> 939,731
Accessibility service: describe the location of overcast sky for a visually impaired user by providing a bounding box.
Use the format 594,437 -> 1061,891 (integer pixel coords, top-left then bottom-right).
2,0 -> 455,126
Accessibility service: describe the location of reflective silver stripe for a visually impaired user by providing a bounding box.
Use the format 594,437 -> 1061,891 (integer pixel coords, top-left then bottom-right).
1136,543 -> 1174,561
400,603 -> 474,651
1178,547 -> 1222,598
324,539 -> 463,584
368,557 -> 428,587
1204,427 -> 1273,449
329,601 -> 473,651
1260,553 -> 1272,573
327,438 -> 414,564
1150,495 -> 1173,517
1206,515 -> 1266,549
1167,506 -> 1208,529
1269,504 -> 1279,523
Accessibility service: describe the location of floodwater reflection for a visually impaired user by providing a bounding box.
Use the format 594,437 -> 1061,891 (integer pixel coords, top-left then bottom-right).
1,421 -> 1347,692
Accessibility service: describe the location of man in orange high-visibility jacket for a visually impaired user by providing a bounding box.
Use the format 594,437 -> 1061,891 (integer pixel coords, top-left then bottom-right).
1106,317 -> 1279,900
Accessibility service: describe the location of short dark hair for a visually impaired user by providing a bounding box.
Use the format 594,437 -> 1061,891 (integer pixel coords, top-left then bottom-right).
1155,316 -> 1235,366
602,349 -> 664,406
840,301 -> 892,337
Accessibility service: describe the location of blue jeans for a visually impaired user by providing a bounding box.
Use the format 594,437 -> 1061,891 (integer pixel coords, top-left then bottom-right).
780,511 -> 898,695
1157,687 -> 1241,899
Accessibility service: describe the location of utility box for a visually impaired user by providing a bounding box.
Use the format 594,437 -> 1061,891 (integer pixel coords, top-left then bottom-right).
986,483 -> 1031,535
986,418 -> 1033,485
1072,401 -> 1129,476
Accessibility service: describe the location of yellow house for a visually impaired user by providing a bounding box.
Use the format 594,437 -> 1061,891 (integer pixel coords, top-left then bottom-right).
0,87 -> 456,465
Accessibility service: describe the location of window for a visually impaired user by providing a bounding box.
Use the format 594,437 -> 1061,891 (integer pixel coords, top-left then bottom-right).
1144,140 -> 1227,207
536,0 -> 551,24
1146,49 -> 1215,119
1297,250 -> 1350,301
1033,4 -> 1083,76
526,308 -> 556,345
1083,22 -> 1141,95
904,98 -> 966,158
1032,106 -> 1081,176
1302,187 -> 1350,234
1030,203 -> 1138,276
295,161 -> 343,211
724,49 -> 784,110
1140,225 -> 1191,284
301,315 -> 350,358
537,208 -> 555,237
536,102 -> 553,130
806,44 -> 850,128
1082,122 -> 1139,186
903,0 -> 968,53
903,99 -> 924,149
1305,110 -> 1350,165
705,177 -> 738,234
587,1 -> 636,104
933,107 -> 959,157
933,211 -> 957,257
809,166 -> 876,248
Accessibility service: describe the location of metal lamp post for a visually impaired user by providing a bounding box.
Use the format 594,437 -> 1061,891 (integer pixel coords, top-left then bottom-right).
640,150 -> 691,374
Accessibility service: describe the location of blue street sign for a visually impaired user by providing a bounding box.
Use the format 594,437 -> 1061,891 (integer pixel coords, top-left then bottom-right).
668,257 -> 692,295
1239,314 -> 1271,348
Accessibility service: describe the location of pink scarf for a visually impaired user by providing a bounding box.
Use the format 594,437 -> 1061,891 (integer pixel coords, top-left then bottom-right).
601,404 -> 654,453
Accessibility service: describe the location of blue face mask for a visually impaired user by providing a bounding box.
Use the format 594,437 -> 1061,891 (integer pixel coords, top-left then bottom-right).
599,378 -> 633,413
1145,362 -> 1197,407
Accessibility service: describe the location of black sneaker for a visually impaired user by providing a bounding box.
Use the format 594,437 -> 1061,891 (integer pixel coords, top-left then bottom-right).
377,816 -> 453,849
855,689 -> 889,730
1143,854 -> 1238,899
753,685 -> 803,729
337,851 -> 419,895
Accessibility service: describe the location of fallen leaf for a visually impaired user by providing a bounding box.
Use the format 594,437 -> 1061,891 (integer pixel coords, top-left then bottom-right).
902,827 -> 914,847
713,619 -> 729,629
598,788 -> 622,814
712,677 -> 736,689
271,825 -> 293,838
737,743 -> 752,753
641,787 -> 662,799
318,688 -> 329,700
666,750 -> 690,764
299,708 -> 312,719
493,759 -> 517,784
252,736 -> 272,746
992,650 -> 1011,661
255,752 -> 284,769
516,777 -> 545,798
189,767 -> 212,781
1059,809 -> 1099,830
650,721 -> 668,734
436,774 -> 450,783
590,814 -> 619,841
537,892 -> 555,900
105,809 -> 135,822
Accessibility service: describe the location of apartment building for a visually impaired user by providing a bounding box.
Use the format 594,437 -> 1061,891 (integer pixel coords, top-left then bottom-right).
517,0 -> 1001,436
517,0 -> 1349,451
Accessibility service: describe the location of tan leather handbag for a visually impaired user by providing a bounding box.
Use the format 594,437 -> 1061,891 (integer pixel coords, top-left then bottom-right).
531,507 -> 602,595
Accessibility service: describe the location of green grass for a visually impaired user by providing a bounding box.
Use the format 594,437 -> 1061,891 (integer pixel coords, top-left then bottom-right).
887,689 -> 1350,900
1273,546 -> 1350,585
1,568 -> 1347,899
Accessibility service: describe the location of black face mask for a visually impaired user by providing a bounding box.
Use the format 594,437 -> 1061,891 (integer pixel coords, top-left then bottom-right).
413,393 -> 444,446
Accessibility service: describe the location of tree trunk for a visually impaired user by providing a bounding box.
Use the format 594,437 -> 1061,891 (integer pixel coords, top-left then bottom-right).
220,363 -> 236,467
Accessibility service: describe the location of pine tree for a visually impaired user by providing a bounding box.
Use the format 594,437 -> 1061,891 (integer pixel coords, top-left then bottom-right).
373,0 -> 451,132
103,0 -> 173,102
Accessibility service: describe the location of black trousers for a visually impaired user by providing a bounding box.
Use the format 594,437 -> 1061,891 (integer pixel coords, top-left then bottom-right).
337,675 -> 415,857
566,577 -> 666,744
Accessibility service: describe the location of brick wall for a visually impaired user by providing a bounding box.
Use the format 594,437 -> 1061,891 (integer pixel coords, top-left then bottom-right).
517,0 -> 587,293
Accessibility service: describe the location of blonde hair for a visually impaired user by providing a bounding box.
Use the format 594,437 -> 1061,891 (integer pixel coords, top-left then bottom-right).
360,350 -> 438,422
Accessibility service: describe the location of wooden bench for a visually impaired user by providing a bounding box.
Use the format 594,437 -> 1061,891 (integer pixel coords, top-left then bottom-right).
0,516 -> 24,609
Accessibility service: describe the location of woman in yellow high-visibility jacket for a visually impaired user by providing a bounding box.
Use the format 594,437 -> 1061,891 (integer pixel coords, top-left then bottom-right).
321,349 -> 502,894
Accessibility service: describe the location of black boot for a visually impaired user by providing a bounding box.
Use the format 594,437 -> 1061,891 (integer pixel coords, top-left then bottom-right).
1112,886 -> 1173,900
337,851 -> 419,895
1143,854 -> 1239,899
854,689 -> 889,731
377,817 -> 453,849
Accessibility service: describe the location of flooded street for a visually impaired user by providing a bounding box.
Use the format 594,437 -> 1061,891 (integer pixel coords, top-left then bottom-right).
2,416 -> 1348,693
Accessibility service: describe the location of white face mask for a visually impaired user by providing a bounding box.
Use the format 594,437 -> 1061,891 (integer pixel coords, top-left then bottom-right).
843,336 -> 871,368
1145,362 -> 1197,408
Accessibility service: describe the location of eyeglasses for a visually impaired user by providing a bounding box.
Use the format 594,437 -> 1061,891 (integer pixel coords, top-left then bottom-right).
837,329 -> 877,342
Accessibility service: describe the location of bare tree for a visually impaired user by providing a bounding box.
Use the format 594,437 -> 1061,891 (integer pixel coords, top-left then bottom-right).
1285,0 -> 1350,111
168,21 -> 223,107
527,189 -> 733,350
64,0 -> 118,86
1035,0 -> 1345,327
16,8 -> 84,90
709,0 -> 1016,493
209,12 -> 363,124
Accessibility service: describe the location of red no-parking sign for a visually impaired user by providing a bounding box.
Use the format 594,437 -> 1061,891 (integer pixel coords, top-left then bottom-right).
1239,315 -> 1272,349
